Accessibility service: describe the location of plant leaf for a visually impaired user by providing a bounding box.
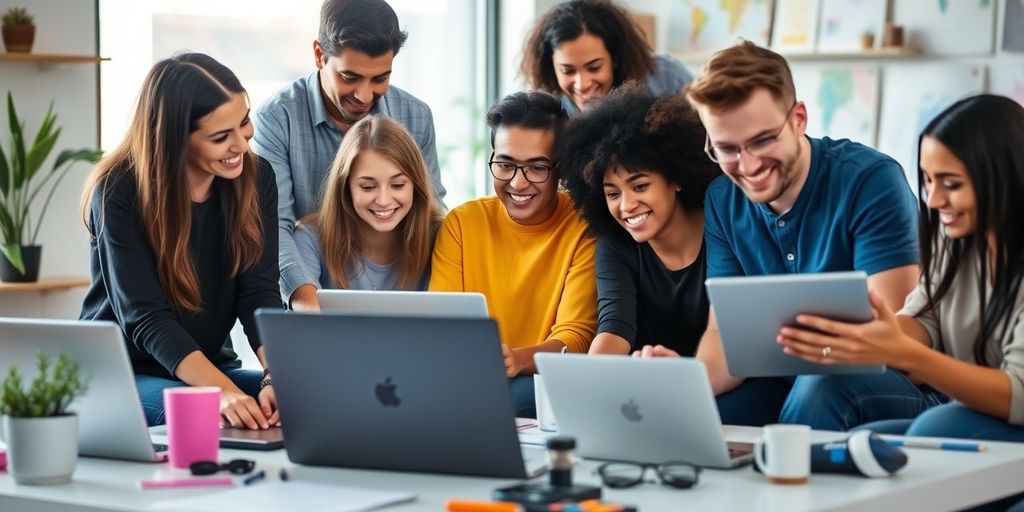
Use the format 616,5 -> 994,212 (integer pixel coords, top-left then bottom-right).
0,139 -> 9,196
54,148 -> 103,169
1,243 -> 25,274
0,206 -> 17,245
7,92 -> 27,190
24,125 -> 59,185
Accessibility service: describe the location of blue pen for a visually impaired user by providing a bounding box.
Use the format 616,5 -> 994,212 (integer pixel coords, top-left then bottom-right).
885,438 -> 988,452
243,470 -> 267,486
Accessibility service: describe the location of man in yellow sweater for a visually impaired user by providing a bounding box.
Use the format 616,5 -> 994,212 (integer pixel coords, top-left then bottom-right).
429,91 -> 597,417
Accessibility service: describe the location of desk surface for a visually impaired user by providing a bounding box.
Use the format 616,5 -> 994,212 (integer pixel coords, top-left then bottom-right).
2,426 -> 1022,512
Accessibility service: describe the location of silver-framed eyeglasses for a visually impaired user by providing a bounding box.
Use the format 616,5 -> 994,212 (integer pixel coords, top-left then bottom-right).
704,102 -> 798,164
487,153 -> 554,183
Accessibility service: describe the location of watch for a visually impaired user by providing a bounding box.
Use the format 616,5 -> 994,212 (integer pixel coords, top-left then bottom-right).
259,378 -> 272,389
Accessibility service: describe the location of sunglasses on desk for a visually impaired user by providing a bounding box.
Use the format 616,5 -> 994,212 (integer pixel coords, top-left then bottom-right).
596,461 -> 701,489
190,459 -> 256,476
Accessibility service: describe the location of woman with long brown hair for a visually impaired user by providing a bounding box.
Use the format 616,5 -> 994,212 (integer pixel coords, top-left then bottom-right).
80,53 -> 284,430
289,115 -> 442,311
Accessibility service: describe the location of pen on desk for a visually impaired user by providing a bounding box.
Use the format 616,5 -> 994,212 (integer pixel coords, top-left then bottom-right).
445,499 -> 523,512
137,477 -> 234,490
885,438 -> 988,452
242,470 -> 266,486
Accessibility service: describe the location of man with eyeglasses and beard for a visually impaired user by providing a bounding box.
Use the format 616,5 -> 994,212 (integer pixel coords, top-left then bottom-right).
637,41 -> 931,431
429,91 -> 597,419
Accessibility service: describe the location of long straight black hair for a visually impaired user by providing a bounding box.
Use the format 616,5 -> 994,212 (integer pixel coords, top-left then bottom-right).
916,94 -> 1024,365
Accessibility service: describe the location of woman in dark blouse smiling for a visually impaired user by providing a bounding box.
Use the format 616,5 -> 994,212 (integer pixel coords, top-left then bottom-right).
561,84 -> 720,356
80,53 -> 284,429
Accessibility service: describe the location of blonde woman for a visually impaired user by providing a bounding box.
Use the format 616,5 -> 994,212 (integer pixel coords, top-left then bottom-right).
289,115 -> 442,310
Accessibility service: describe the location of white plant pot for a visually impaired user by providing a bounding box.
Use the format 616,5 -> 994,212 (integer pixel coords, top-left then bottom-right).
1,415 -> 78,485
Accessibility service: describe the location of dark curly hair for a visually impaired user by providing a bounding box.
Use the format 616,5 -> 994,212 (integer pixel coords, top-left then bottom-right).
560,83 -> 721,236
520,0 -> 655,94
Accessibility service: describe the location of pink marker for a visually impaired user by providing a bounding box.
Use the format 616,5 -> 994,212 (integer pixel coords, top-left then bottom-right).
0,448 -> 7,470
137,476 -> 234,490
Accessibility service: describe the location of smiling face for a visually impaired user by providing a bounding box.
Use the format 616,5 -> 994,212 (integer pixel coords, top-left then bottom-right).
186,92 -> 253,195
919,136 -> 977,239
602,167 -> 682,244
552,32 -> 614,110
697,88 -> 809,213
491,126 -> 560,225
315,43 -> 393,130
348,148 -> 414,234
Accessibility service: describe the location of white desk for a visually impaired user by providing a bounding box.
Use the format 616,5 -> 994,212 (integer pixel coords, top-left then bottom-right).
2,427 -> 1023,512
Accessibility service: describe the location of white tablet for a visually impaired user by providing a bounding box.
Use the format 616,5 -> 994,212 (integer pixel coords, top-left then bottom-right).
705,271 -> 885,377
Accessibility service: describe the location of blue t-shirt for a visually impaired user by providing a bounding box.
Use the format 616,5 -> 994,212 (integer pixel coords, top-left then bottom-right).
704,136 -> 918,278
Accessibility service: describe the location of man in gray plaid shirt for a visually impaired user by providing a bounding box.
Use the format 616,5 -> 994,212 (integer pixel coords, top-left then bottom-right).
253,0 -> 447,311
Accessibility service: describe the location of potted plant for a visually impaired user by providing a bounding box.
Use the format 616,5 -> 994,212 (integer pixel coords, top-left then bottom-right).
0,91 -> 103,282
1,7 -> 34,53
0,350 -> 88,485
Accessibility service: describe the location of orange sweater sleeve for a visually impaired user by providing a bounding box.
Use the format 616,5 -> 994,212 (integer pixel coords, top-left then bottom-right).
428,210 -> 465,292
546,233 -> 598,353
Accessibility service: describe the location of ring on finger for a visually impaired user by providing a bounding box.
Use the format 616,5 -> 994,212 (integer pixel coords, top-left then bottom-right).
822,346 -> 832,358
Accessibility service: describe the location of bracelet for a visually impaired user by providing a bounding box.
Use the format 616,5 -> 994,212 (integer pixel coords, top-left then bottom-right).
260,378 -> 272,389
262,367 -> 271,377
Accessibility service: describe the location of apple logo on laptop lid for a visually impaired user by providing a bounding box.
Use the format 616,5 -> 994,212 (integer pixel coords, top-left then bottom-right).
375,377 -> 401,407
621,399 -> 643,422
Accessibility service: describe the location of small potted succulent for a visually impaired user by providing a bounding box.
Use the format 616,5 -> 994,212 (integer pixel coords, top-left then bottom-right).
0,350 -> 89,485
1,7 -> 35,53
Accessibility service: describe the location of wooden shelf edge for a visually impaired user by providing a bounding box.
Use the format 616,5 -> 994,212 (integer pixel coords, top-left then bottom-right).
0,276 -> 90,293
0,53 -> 110,63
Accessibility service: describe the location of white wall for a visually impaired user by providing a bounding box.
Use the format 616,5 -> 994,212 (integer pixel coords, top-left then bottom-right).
0,0 -> 98,317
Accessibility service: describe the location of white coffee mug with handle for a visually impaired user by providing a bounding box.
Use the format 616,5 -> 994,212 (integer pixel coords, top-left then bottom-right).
754,424 -> 811,484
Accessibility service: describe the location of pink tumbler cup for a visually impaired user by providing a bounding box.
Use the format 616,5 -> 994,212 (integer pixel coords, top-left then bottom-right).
164,386 -> 221,469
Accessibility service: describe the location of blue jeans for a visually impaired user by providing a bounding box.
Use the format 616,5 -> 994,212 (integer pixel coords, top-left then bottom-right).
779,370 -> 948,431
856,402 -> 1024,442
135,367 -> 263,426
510,375 -> 536,419
716,377 -> 794,426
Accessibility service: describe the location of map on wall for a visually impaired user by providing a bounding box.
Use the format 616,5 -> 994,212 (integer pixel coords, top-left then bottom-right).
1004,0 -> 1024,52
892,0 -> 994,56
990,62 -> 1024,107
790,64 -> 880,146
878,64 -> 986,192
816,0 -> 887,52
771,0 -> 818,52
668,0 -> 774,55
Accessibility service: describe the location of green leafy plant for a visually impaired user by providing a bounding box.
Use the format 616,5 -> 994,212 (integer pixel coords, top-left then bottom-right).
2,7 -> 34,27
0,91 -> 103,274
0,350 -> 89,418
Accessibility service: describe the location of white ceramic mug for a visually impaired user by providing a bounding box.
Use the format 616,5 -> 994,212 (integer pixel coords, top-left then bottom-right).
533,374 -> 557,432
754,424 -> 811,484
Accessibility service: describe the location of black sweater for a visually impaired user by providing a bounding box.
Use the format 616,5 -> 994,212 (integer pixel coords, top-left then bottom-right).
80,158 -> 285,378
595,229 -> 709,356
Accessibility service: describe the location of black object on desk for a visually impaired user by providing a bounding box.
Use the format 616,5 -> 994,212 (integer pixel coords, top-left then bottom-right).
493,436 -> 602,505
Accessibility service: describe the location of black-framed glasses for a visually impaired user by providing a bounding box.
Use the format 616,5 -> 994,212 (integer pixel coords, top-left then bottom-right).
704,102 -> 798,164
190,459 -> 256,476
596,461 -> 701,489
487,153 -> 554,183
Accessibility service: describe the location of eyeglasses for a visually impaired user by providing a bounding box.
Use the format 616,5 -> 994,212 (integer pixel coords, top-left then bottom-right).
704,102 -> 797,164
189,459 -> 256,476
596,461 -> 701,489
488,153 -> 554,183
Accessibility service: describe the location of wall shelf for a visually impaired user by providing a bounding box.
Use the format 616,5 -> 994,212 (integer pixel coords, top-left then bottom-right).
0,276 -> 90,294
0,53 -> 109,63
672,47 -> 920,63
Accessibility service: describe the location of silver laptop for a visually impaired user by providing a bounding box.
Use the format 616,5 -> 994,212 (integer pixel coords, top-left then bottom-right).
705,271 -> 886,377
534,354 -> 753,469
254,310 -> 545,479
149,425 -> 284,450
0,318 -> 166,462
316,290 -> 489,318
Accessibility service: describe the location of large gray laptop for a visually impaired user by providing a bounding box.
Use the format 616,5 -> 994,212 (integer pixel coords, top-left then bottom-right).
705,271 -> 885,377
535,354 -> 753,469
0,318 -> 165,462
316,290 -> 489,318
254,310 -> 544,478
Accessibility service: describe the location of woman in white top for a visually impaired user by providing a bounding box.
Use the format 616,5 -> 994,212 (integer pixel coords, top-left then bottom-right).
778,94 -> 1024,442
